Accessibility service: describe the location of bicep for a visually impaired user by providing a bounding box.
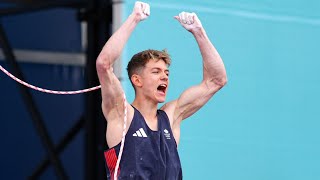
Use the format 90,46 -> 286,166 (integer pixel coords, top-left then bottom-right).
173,80 -> 222,122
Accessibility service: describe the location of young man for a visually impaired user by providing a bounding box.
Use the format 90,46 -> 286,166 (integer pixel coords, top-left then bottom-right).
96,1 -> 227,179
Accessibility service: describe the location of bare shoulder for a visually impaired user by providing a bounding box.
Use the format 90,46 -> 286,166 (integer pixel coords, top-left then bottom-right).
160,100 -> 178,126
161,100 -> 182,145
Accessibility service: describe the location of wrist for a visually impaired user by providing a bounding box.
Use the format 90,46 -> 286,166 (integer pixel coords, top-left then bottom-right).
128,13 -> 142,24
190,27 -> 206,36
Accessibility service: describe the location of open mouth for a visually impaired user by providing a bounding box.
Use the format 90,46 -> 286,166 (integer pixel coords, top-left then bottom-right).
157,84 -> 167,94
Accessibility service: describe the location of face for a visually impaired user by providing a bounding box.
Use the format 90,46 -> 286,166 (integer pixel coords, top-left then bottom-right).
134,60 -> 169,103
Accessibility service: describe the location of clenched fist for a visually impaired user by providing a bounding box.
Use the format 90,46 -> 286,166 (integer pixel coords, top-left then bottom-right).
132,1 -> 150,21
174,12 -> 203,33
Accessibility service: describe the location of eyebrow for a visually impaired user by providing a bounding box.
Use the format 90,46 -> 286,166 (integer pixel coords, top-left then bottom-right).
151,67 -> 169,73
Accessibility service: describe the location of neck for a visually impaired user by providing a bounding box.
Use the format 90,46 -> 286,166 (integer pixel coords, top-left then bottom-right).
132,97 -> 158,121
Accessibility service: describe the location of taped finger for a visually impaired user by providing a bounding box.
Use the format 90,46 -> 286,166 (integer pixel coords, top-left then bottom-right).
146,4 -> 150,16
179,12 -> 184,23
190,13 -> 195,24
141,2 -> 145,13
192,12 -> 199,23
187,13 -> 193,24
181,12 -> 187,24
144,3 -> 149,15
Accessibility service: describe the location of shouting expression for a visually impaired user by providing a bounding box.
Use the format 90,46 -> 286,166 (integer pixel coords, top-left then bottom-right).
134,59 -> 169,103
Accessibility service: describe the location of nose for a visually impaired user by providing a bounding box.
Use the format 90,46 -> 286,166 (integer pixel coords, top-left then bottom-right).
161,72 -> 168,81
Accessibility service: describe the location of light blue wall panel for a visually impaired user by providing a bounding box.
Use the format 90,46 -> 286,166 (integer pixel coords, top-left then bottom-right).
122,1 -> 320,179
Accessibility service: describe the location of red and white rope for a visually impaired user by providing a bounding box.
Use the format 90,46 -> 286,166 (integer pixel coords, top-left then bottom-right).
0,65 -> 101,94
1,64 -> 127,179
114,93 -> 127,180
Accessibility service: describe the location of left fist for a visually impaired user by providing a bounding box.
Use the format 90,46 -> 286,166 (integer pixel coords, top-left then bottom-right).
132,1 -> 150,21
174,12 -> 202,32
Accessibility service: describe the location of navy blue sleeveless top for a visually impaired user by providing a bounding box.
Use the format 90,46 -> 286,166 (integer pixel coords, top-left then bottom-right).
104,106 -> 182,180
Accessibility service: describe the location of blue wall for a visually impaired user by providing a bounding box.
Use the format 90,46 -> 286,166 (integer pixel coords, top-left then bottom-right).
0,8 -> 85,179
123,1 -> 320,179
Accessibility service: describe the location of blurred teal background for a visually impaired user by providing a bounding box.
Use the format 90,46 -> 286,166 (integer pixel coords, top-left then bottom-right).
122,1 -> 320,179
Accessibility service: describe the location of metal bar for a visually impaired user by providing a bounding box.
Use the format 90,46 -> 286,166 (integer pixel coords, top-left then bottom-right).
0,0 -> 85,17
0,0 -> 46,4
2,0 -> 77,4
85,0 -> 99,178
0,23 -> 68,180
29,117 -> 85,179
85,0 -> 112,179
0,49 -> 86,66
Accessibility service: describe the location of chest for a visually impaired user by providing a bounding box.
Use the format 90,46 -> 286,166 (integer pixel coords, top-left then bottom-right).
144,118 -> 158,131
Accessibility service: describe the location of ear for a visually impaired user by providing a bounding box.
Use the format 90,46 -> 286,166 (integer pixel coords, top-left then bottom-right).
131,74 -> 143,88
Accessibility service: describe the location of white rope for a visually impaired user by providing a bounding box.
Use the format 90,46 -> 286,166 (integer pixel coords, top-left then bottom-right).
0,65 -> 101,94
114,93 -> 127,180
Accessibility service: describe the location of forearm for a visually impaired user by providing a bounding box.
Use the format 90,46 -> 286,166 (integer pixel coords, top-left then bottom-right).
192,28 -> 227,86
97,14 -> 140,69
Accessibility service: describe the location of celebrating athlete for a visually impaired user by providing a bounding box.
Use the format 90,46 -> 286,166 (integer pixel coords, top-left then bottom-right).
96,1 -> 227,179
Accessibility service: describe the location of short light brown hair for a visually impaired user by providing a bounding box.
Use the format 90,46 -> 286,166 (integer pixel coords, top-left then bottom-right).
127,49 -> 171,81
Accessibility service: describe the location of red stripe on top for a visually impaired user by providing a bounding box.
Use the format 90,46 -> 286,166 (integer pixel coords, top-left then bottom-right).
104,148 -> 120,180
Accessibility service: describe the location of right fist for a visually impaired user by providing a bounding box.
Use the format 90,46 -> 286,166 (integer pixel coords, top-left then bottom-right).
132,1 -> 150,21
174,12 -> 203,33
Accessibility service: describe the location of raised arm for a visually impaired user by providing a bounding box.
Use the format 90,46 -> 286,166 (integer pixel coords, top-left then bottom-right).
163,12 -> 227,127
96,1 -> 150,147
97,2 -> 150,69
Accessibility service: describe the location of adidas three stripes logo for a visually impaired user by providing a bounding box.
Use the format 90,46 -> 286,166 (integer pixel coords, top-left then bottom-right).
133,128 -> 148,137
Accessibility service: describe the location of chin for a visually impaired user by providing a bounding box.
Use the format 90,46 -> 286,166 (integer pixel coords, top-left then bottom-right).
157,97 -> 166,103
